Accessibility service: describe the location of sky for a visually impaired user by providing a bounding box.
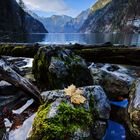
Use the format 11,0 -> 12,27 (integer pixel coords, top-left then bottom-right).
20,0 -> 97,18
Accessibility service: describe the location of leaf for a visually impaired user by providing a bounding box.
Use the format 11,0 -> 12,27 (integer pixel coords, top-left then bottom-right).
64,84 -> 76,97
75,89 -> 83,95
64,84 -> 86,104
71,94 -> 86,105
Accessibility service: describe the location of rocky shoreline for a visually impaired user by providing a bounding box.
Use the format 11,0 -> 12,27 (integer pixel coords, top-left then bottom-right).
0,46 -> 140,140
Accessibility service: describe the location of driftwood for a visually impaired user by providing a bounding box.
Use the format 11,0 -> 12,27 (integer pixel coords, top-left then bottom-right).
0,58 -> 43,104
76,47 -> 140,66
0,42 -> 113,57
0,43 -> 140,66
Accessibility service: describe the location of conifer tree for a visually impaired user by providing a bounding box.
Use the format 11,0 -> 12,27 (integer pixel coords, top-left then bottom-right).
19,0 -> 26,33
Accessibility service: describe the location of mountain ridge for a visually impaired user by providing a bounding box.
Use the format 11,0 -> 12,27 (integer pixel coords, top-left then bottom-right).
30,9 -> 90,33
80,0 -> 140,33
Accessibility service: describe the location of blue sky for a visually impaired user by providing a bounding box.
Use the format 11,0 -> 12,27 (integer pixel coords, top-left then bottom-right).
22,0 -> 97,17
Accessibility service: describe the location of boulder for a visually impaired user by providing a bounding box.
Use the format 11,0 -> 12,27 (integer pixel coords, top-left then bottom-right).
32,47 -> 93,90
28,85 -> 110,140
90,64 -> 134,99
126,79 -> 140,139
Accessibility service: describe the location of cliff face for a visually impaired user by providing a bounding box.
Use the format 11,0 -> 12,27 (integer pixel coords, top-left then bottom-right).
64,9 -> 90,33
80,0 -> 140,33
0,0 -> 47,33
41,15 -> 73,33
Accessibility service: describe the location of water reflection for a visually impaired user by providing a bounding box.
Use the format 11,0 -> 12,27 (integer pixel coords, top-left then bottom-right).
110,99 -> 128,108
41,33 -> 140,46
0,33 -> 140,46
0,33 -> 46,43
9,114 -> 36,140
103,120 -> 126,140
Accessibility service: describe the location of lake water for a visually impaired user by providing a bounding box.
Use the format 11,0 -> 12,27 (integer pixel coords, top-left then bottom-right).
0,33 -> 140,46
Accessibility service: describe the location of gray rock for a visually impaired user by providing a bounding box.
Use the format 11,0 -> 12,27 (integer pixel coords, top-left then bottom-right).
47,99 -> 62,118
69,128 -> 92,140
90,64 -> 134,99
83,86 -> 110,119
49,57 -> 68,78
90,67 -> 102,85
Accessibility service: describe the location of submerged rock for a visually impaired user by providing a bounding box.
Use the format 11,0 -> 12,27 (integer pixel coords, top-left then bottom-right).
28,85 -> 110,140
126,79 -> 140,139
32,47 -> 93,90
90,64 -> 134,99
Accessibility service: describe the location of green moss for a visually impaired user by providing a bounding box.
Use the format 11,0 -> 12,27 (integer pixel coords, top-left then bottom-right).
89,94 -> 94,110
37,60 -> 43,70
30,102 -> 94,140
11,46 -> 26,55
0,45 -> 14,55
73,57 -> 81,63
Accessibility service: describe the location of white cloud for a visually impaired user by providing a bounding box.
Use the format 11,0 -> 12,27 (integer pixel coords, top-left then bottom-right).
22,0 -> 71,15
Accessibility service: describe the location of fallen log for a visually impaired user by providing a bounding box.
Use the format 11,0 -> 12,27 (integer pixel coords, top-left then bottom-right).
0,43 -> 40,58
75,47 -> 140,66
0,42 -> 113,57
0,58 -> 43,104
0,43 -> 140,66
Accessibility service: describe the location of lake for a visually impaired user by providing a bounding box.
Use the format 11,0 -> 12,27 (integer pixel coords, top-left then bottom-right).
0,33 -> 140,46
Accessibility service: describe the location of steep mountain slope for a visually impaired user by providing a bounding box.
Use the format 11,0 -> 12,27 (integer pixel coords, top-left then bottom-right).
37,15 -> 73,33
80,0 -> 140,33
0,0 -> 47,33
64,9 -> 90,33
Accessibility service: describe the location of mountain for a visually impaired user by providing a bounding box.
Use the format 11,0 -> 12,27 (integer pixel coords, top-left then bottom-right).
80,0 -> 140,33
0,0 -> 47,33
30,9 -> 90,33
64,9 -> 90,33
38,15 -> 73,33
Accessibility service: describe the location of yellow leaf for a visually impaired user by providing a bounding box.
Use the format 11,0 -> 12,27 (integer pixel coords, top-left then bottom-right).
64,84 -> 76,96
75,89 -> 83,95
71,94 -> 86,104
64,84 -> 86,105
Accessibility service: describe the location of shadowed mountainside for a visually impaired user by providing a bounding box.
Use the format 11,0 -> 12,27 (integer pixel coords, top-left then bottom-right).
0,0 -> 48,33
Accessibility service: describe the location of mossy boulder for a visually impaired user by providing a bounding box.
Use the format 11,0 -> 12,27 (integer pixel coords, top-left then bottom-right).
32,47 -> 93,90
28,86 -> 110,140
125,79 -> 140,139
